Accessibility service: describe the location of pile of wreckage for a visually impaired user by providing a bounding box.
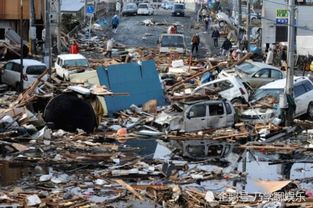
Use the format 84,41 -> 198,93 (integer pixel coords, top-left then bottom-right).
2,35 -> 313,207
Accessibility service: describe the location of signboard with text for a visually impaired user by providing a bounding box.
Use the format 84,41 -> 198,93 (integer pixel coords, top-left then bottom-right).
276,9 -> 288,24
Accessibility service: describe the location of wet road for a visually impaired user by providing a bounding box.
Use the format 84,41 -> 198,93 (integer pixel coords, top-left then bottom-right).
111,8 -> 212,57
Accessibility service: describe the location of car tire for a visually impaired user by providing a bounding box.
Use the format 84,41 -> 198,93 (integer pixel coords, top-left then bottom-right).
307,102 -> 313,120
231,98 -> 244,105
218,20 -> 226,27
15,82 -> 23,92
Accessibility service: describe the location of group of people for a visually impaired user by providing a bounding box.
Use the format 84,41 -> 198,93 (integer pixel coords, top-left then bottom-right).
265,44 -> 288,70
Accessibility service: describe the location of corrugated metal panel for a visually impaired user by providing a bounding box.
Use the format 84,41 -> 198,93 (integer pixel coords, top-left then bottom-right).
97,60 -> 166,115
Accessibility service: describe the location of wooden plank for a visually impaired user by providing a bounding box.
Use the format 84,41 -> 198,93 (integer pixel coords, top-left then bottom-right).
114,179 -> 144,200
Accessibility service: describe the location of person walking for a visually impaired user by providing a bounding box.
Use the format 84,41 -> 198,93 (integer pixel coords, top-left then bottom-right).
104,38 -> 114,58
211,28 -> 220,48
221,37 -> 232,56
265,47 -> 274,65
69,40 -> 79,54
281,47 -> 287,70
191,33 -> 200,56
116,1 -> 121,15
204,15 -> 210,32
112,14 -> 120,33
167,25 -> 177,34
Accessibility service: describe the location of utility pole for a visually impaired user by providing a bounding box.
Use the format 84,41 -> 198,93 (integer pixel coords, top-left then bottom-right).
238,0 -> 242,27
29,0 -> 36,54
246,0 -> 251,51
20,0 -> 24,89
285,0 -> 296,126
56,0 -> 61,53
84,0 -> 87,24
44,0 -> 52,69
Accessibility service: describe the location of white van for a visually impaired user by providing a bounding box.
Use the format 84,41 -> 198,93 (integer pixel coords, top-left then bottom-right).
159,34 -> 186,54
55,54 -> 89,80
0,59 -> 47,90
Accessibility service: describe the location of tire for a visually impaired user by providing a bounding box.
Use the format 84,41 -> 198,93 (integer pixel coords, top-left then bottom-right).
15,82 -> 23,92
307,102 -> 313,120
218,20 -> 226,27
231,98 -> 244,106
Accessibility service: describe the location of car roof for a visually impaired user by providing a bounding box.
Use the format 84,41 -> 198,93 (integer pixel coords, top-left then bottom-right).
57,54 -> 87,60
240,60 -> 280,70
161,33 -> 185,37
10,59 -> 46,66
259,76 -> 308,89
138,3 -> 149,5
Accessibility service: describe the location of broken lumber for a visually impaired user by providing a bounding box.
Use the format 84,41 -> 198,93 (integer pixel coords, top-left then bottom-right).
114,179 -> 144,200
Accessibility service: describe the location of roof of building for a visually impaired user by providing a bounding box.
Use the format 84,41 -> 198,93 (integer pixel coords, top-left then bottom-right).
61,0 -> 85,12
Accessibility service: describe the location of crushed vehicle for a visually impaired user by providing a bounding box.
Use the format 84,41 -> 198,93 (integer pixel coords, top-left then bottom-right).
159,33 -> 186,54
220,60 -> 285,89
192,75 -> 249,104
172,3 -> 185,17
216,11 -> 238,28
55,54 -> 90,80
0,59 -> 47,90
122,3 -> 138,16
155,99 -> 235,132
241,76 -> 313,123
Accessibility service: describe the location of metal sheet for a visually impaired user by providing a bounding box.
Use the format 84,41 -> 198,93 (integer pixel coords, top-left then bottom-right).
97,60 -> 166,115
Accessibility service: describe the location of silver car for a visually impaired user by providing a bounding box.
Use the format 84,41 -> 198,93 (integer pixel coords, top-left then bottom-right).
234,60 -> 285,89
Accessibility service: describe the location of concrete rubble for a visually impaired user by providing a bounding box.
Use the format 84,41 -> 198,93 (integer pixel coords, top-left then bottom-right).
1,13 -> 313,208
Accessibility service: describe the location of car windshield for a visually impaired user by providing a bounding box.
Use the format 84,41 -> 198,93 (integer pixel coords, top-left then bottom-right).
236,62 -> 260,74
63,59 -> 89,67
161,36 -> 184,47
139,4 -> 148,8
174,4 -> 184,9
252,88 -> 284,102
26,65 -> 47,75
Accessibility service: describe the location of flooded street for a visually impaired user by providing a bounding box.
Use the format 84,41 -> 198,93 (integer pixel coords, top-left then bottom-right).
2,1 -> 313,207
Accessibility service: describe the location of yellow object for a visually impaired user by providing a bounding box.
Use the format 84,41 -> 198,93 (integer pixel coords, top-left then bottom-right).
310,61 -> 313,71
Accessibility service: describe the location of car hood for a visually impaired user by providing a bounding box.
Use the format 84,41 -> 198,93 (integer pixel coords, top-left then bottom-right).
240,108 -> 278,123
241,108 -> 275,117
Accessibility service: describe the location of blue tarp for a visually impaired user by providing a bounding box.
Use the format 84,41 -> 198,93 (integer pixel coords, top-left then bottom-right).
97,60 -> 166,115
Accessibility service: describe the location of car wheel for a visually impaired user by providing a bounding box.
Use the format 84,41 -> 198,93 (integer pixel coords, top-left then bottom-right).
15,82 -> 23,92
307,102 -> 313,120
218,20 -> 226,27
231,98 -> 244,106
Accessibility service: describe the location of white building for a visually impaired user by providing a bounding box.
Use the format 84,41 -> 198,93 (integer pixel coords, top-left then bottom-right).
262,0 -> 313,51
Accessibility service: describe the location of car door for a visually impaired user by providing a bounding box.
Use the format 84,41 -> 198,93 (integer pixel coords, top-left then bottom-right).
1,62 -> 13,85
269,69 -> 283,81
55,57 -> 64,78
184,103 -> 207,132
248,68 -> 270,88
296,80 -> 313,116
207,101 -> 227,128
293,83 -> 308,116
2,62 -> 21,86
